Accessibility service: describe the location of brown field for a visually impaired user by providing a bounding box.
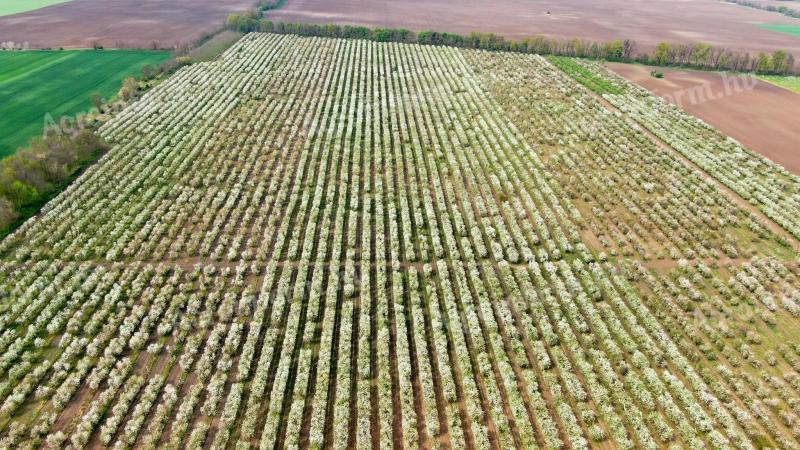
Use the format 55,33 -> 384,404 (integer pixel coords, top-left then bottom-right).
0,0 -> 254,49
269,0 -> 800,55
608,62 -> 800,175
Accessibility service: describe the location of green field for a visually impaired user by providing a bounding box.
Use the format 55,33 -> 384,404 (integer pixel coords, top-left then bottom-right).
760,23 -> 800,37
760,74 -> 800,93
0,0 -> 72,16
0,50 -> 170,157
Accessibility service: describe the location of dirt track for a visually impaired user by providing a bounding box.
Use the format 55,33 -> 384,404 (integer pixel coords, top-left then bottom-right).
0,0 -> 254,49
269,0 -> 800,55
608,62 -> 800,175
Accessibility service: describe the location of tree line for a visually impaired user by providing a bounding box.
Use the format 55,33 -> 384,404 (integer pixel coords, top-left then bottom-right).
225,15 -> 798,75
0,130 -> 110,235
725,0 -> 800,19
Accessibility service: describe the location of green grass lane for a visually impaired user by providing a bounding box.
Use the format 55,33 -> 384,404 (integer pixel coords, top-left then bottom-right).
0,50 -> 171,157
547,56 -> 623,95
759,74 -> 800,94
760,23 -> 800,37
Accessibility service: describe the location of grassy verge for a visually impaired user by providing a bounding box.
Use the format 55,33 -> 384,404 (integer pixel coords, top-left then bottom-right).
188,30 -> 244,62
759,74 -> 800,93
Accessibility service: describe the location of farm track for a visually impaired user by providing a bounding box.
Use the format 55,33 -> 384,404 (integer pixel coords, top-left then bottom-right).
1,34 -> 800,450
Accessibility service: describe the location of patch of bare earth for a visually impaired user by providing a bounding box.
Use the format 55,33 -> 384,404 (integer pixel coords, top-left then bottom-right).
607,62 -> 800,176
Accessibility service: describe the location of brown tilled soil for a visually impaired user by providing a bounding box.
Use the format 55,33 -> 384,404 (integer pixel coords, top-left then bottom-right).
4,0 -> 800,55
607,62 -> 800,176
268,0 -> 800,55
0,0 -> 255,49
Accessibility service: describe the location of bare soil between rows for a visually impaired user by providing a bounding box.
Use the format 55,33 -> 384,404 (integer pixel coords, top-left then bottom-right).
607,62 -> 800,176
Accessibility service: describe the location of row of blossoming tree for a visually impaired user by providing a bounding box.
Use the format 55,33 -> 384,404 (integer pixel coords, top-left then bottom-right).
0,33 -> 798,450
